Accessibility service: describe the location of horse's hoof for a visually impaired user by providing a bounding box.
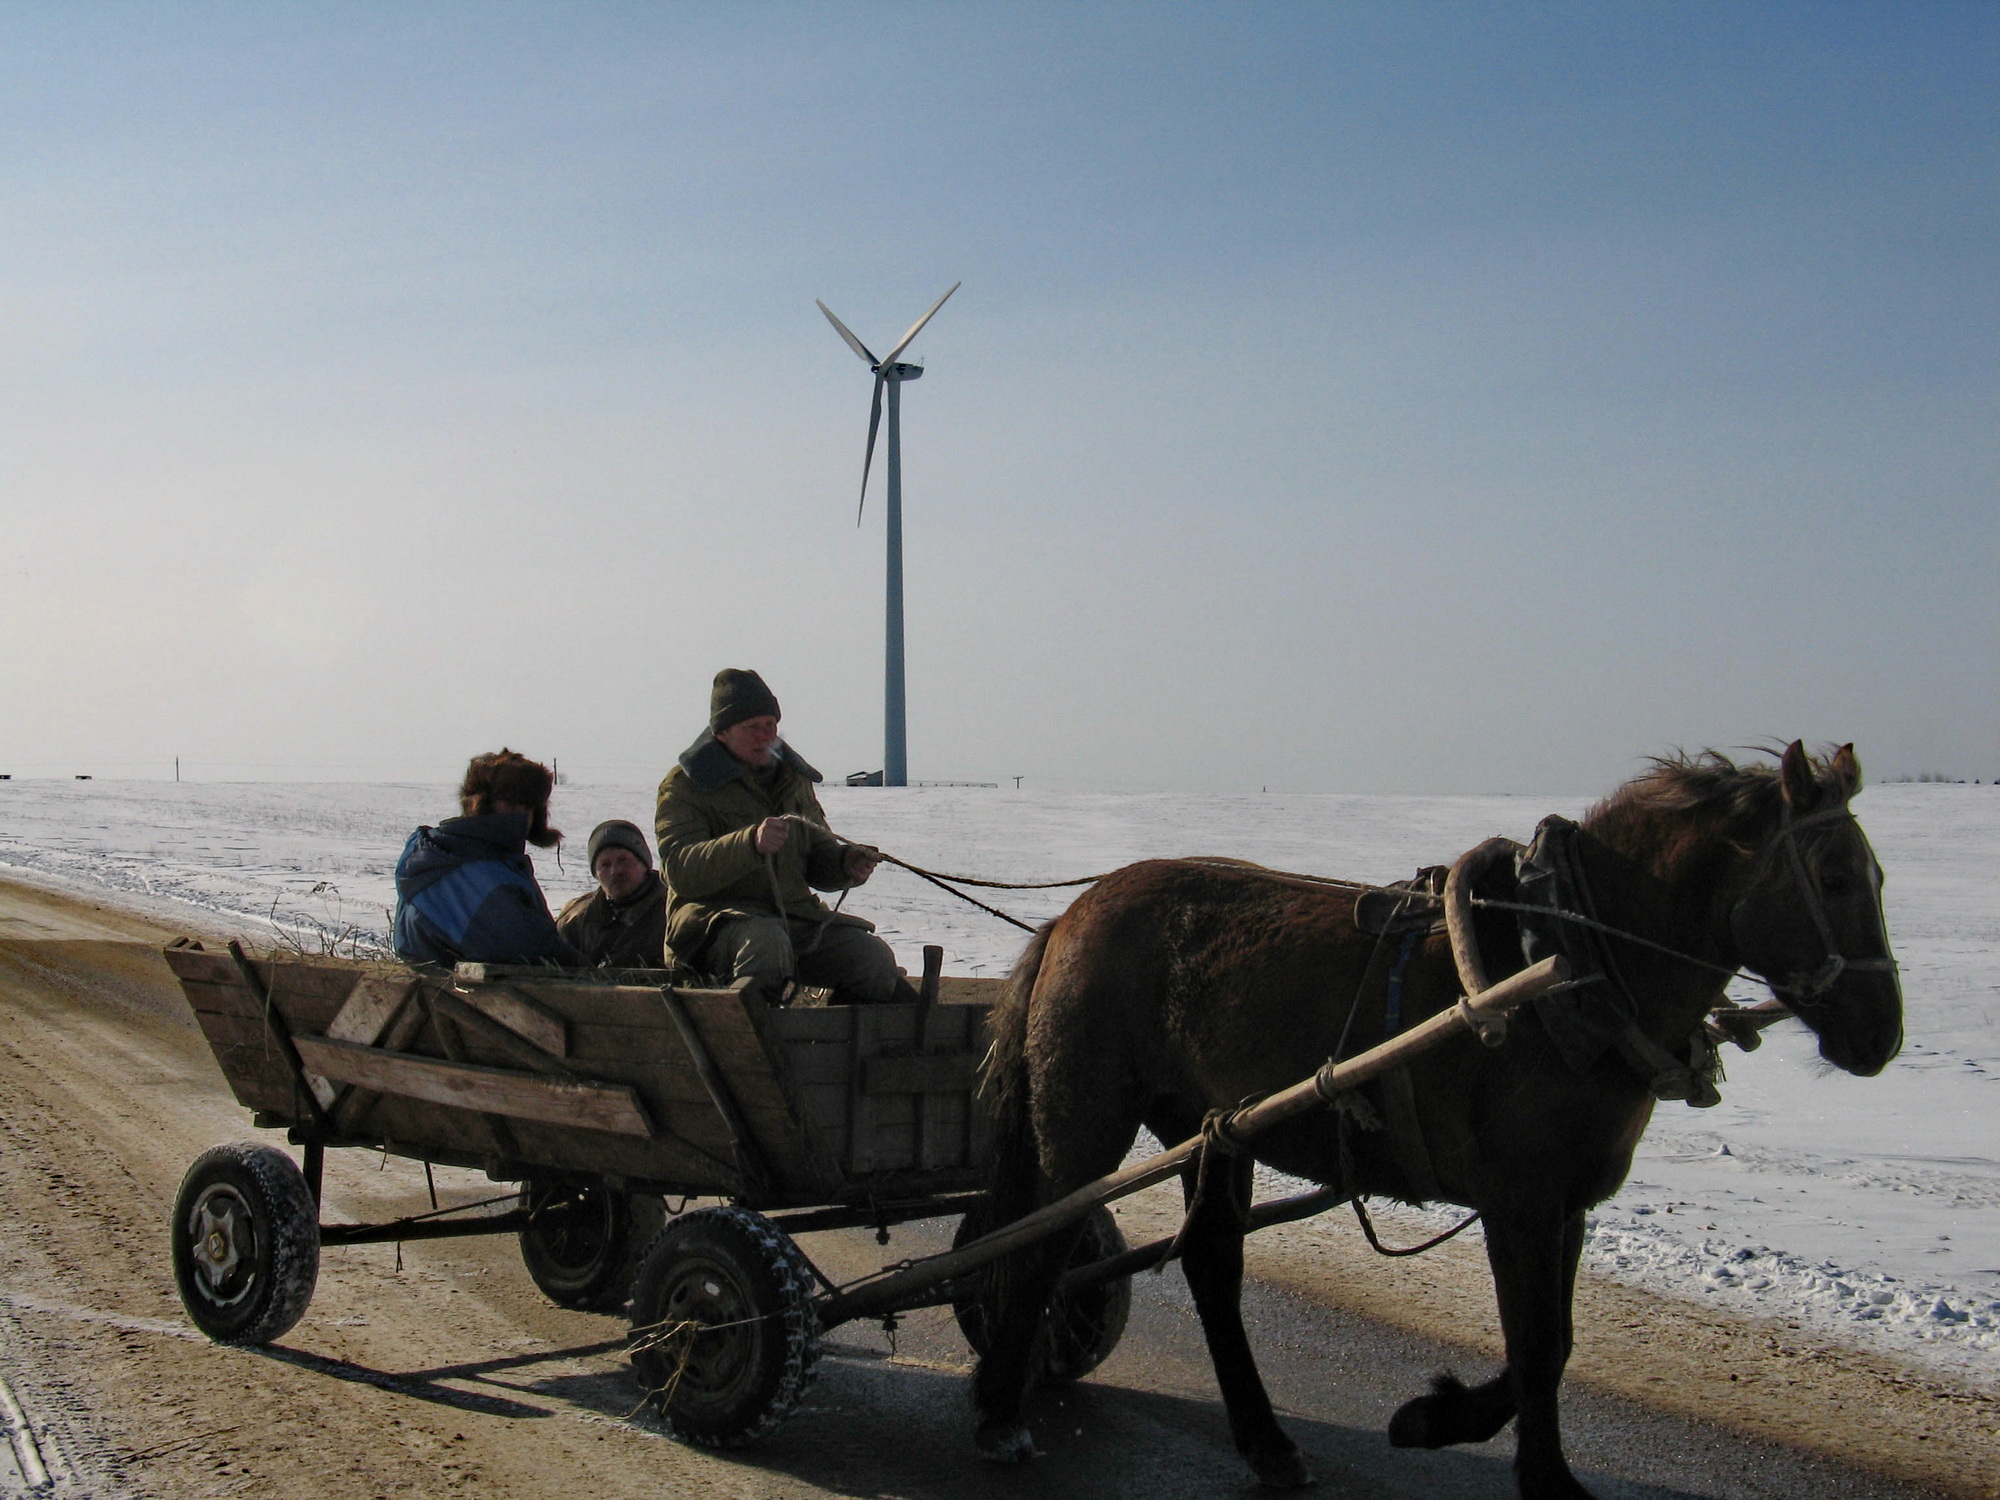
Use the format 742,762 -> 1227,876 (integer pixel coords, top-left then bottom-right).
1248,1445 -> 1316,1488
975,1422 -> 1039,1463
1387,1395 -> 1447,1450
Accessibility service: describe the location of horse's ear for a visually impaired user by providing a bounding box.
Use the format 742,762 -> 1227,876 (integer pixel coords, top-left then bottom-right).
1779,739 -> 1818,811
1830,742 -> 1862,798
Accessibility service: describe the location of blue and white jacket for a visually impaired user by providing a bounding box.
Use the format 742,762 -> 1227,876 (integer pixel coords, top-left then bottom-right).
391,813 -> 584,968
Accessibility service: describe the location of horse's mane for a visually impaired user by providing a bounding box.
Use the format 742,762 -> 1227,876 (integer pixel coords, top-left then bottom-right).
1582,745 -> 1853,861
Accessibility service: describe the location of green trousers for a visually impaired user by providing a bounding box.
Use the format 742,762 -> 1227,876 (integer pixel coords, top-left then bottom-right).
702,916 -> 903,1004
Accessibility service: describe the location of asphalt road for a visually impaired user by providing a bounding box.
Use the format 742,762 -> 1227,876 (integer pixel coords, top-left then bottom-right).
0,878 -> 1973,1499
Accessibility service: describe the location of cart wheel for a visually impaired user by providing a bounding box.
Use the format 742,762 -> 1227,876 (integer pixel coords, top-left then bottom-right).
171,1142 -> 320,1345
953,1202 -> 1131,1383
627,1206 -> 821,1447
518,1177 -> 665,1311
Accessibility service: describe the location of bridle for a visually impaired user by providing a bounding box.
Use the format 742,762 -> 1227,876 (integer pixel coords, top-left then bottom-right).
1726,800 -> 1899,1005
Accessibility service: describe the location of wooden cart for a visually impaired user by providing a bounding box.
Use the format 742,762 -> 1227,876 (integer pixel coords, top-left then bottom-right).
161,938 -> 1132,1445
163,937 -> 1569,1448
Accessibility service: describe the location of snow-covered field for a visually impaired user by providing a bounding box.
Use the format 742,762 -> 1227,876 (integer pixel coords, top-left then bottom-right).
1,776 -> 1993,1387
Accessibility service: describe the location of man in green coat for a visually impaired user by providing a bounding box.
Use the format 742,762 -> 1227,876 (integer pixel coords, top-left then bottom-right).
654,669 -> 904,1004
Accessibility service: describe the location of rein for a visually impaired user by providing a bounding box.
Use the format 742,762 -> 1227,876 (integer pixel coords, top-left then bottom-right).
1468,801 -> 1896,1008
1726,801 -> 1899,1003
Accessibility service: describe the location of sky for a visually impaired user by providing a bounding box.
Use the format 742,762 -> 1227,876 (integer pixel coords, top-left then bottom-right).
1,2 -> 1994,795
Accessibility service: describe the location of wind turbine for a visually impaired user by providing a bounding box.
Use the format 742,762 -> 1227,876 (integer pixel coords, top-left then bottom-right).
816,281 -> 959,788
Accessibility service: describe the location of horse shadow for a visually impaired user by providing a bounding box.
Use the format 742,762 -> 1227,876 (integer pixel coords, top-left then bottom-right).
520,1348 -> 1709,1500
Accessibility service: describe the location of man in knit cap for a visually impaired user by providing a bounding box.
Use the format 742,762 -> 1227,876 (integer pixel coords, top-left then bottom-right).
654,669 -> 903,1004
556,819 -> 669,970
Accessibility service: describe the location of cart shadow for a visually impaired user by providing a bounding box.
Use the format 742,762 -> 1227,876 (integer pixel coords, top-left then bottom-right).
251,1334 -> 630,1421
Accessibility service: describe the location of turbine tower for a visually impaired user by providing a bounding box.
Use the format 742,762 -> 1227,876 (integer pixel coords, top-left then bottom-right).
816,282 -> 959,788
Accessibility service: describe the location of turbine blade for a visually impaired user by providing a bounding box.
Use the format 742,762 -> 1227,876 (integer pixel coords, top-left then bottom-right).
816,299 -> 879,365
857,372 -> 884,525
878,281 -> 961,367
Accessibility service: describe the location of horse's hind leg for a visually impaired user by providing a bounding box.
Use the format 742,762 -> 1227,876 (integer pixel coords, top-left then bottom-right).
1177,1146 -> 1313,1489
970,1221 -> 1085,1460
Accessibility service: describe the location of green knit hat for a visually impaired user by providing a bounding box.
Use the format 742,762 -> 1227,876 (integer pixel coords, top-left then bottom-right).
710,668 -> 781,734
586,819 -> 653,871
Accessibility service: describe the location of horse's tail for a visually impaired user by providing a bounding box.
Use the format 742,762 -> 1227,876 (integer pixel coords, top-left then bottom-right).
978,920 -> 1056,1223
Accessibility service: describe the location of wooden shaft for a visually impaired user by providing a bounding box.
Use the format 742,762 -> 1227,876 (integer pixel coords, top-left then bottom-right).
817,954 -> 1568,1328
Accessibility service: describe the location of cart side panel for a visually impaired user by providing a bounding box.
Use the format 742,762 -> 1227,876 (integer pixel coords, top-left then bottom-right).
678,987 -> 845,1201
773,997 -> 997,1181
772,1008 -> 852,1159
498,980 -> 824,1193
260,957 -> 380,1032
162,947 -> 309,1117
374,980 -> 753,1192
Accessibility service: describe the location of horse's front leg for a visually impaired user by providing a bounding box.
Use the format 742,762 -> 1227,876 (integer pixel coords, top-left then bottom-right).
1179,1149 -> 1313,1488
1486,1204 -> 1594,1500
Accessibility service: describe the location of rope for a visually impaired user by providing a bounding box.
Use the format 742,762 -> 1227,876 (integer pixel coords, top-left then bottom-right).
868,846 -> 1431,935
877,857 -> 1038,933
1351,1198 -> 1481,1257
872,855 -> 1113,891
1470,896 -> 1745,982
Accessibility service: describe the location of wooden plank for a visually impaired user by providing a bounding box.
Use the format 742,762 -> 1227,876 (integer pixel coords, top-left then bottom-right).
450,984 -> 568,1058
498,981 -> 736,1030
795,1082 -> 850,1155
431,990 -> 575,1077
179,975 -> 264,1022
261,960 -> 367,1032
773,1040 -> 852,1086
770,1008 -> 850,1042
305,972 -> 420,1115
162,948 -> 245,987
323,973 -> 418,1044
847,1005 -> 876,1175
330,995 -> 429,1137
936,977 -> 1002,1005
678,987 -> 843,1197
919,1003 -> 967,1170
292,1036 -> 655,1138
863,1054 -> 980,1094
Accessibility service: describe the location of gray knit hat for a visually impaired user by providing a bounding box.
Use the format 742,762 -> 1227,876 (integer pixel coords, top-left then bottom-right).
586,819 -> 653,871
710,668 -> 781,734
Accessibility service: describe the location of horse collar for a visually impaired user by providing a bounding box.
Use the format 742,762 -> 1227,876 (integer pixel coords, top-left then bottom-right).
1514,817 -> 1723,1107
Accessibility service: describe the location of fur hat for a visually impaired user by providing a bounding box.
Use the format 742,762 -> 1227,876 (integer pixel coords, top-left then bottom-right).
587,819 -> 653,872
710,668 -> 781,734
459,749 -> 562,849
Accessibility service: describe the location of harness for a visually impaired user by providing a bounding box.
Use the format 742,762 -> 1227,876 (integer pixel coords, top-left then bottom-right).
1725,800 -> 1900,1004
1347,797 -> 1898,1113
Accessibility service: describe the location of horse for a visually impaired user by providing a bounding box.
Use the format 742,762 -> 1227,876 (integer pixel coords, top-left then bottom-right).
969,742 -> 1902,1499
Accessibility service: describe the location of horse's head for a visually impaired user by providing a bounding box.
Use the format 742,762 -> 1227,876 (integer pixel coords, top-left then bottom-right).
1729,742 -> 1903,1076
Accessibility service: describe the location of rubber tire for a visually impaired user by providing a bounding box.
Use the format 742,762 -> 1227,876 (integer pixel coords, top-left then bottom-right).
171,1141 -> 320,1345
953,1202 -> 1132,1383
628,1207 -> 821,1447
518,1177 -> 665,1312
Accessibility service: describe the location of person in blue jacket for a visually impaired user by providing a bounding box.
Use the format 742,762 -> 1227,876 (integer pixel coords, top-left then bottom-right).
393,748 -> 586,967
